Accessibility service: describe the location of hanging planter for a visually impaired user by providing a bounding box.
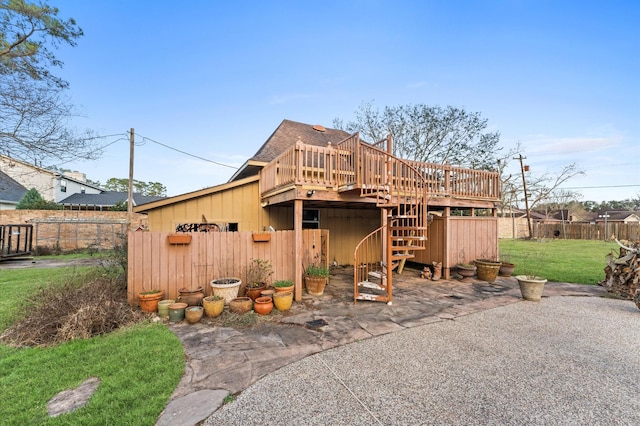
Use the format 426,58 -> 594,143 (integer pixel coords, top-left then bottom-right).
252,233 -> 271,242
167,233 -> 192,245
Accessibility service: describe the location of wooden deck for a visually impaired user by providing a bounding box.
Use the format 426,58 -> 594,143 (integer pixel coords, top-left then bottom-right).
260,133 -> 500,205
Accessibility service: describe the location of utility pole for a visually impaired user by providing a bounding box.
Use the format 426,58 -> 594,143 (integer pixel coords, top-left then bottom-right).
515,154 -> 533,239
128,128 -> 134,226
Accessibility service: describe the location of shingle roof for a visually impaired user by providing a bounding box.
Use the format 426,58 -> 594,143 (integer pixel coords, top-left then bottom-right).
230,119 -> 351,181
0,170 -> 28,203
59,191 -> 165,207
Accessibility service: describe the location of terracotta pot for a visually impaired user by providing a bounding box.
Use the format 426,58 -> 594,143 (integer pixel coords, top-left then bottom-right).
253,296 -> 273,315
273,291 -> 293,311
456,265 -> 476,280
202,296 -> 225,318
499,262 -> 515,277
138,290 -> 165,313
273,284 -> 294,293
516,276 -> 547,302
210,278 -> 242,305
185,306 -> 204,324
245,283 -> 267,301
177,287 -> 205,306
260,288 -> 276,298
304,276 -> 327,296
157,299 -> 175,318
229,297 -> 252,314
168,302 -> 188,322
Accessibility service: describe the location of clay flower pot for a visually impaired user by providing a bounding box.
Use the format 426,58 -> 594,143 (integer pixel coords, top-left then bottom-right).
185,306 -> 204,324
157,299 -> 175,318
245,283 -> 267,301
168,302 -> 188,322
177,287 -> 205,306
253,296 -> 273,315
273,280 -> 294,293
499,262 -> 515,277
455,264 -> 476,280
474,259 -> 501,283
273,291 -> 293,311
229,297 -> 252,314
304,276 -> 327,296
202,295 -> 225,318
138,290 -> 165,313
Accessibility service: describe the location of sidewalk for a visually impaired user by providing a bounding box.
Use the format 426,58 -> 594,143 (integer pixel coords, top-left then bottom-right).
156,266 -> 612,425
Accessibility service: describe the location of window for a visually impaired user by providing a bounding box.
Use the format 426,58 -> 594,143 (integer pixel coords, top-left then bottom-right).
80,186 -> 86,194
302,209 -> 320,229
60,180 -> 67,193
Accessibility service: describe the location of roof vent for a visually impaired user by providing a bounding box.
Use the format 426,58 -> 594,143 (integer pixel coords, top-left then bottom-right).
312,124 -> 326,132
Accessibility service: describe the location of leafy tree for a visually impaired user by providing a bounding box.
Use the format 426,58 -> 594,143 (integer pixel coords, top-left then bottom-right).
0,0 -> 99,164
334,101 -> 501,170
16,187 -> 61,209
104,178 -> 167,197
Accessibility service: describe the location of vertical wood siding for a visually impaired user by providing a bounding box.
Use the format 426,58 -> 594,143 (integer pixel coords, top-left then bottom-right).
128,230 -> 323,304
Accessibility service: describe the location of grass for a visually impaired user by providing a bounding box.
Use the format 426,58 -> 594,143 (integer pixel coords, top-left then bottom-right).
499,239 -> 619,284
0,261 -> 185,425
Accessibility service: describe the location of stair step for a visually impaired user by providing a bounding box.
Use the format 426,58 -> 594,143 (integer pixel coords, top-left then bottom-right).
392,236 -> 426,241
391,226 -> 428,231
391,253 -> 415,261
356,293 -> 390,303
391,245 -> 426,250
357,280 -> 387,291
368,271 -> 383,279
388,215 -> 418,219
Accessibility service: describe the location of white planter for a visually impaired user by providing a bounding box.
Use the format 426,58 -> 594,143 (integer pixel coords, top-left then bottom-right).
515,275 -> 547,302
210,278 -> 242,305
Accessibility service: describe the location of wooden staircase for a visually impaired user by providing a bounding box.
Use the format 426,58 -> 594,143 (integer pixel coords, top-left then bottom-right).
354,136 -> 428,304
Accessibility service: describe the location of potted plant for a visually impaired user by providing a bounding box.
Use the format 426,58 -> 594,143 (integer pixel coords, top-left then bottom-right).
138,289 -> 165,313
243,259 -> 273,300
514,275 -> 547,302
455,262 -> 476,280
210,277 -> 242,305
273,279 -> 294,293
202,295 -> 225,317
474,258 -> 502,283
304,262 -> 329,296
498,253 -> 515,277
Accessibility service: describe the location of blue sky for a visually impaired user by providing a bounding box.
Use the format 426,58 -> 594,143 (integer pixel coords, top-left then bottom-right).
53,0 -> 639,202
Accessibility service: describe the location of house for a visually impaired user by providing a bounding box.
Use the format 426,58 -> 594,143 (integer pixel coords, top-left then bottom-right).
0,170 -> 28,210
0,154 -> 102,206
593,211 -> 640,224
134,119 -> 501,303
59,191 -> 165,211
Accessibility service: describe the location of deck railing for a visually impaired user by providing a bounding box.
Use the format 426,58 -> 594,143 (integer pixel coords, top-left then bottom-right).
259,133 -> 500,200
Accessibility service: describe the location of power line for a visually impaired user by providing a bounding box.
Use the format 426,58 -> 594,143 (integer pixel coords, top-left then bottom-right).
560,184 -> 640,190
134,132 -> 238,169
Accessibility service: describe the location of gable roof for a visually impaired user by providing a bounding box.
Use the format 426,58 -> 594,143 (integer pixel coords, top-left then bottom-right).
230,119 -> 351,182
593,210 -> 640,222
0,170 -> 28,204
59,191 -> 165,207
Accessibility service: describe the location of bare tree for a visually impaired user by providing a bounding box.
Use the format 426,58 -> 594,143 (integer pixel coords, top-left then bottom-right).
334,101 -> 502,170
0,1 -> 98,164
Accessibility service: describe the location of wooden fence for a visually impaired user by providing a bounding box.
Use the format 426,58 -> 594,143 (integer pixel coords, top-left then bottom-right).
127,229 -> 326,304
534,223 -> 640,241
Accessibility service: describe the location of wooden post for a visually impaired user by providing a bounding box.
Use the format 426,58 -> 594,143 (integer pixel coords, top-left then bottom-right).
127,128 -> 134,227
294,199 -> 303,302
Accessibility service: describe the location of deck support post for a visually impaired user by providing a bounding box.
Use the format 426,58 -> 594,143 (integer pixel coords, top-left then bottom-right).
294,199 -> 303,301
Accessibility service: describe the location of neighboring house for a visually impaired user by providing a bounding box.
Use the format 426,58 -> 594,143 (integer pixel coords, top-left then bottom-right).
592,210 -> 640,224
134,119 -> 501,303
0,155 -> 102,204
60,191 -> 165,211
0,170 -> 28,210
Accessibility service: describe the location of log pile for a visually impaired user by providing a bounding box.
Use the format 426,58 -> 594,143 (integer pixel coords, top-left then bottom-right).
599,239 -> 639,302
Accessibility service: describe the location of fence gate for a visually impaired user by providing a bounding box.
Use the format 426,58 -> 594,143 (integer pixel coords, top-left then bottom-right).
0,224 -> 33,259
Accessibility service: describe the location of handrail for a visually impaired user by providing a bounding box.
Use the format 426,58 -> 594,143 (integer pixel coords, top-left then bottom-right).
260,135 -> 500,201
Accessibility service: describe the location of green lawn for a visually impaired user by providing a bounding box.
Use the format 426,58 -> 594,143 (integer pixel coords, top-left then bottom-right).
499,239 -> 619,284
0,260 -> 185,425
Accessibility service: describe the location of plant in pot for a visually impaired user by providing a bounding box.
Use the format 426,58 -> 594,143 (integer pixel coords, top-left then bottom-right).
202,295 -> 225,318
138,288 -> 165,313
473,251 -> 502,283
210,277 -> 242,305
273,279 -> 294,293
304,261 -> 329,296
498,253 -> 515,277
243,258 -> 273,300
455,262 -> 477,280
514,251 -> 547,301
